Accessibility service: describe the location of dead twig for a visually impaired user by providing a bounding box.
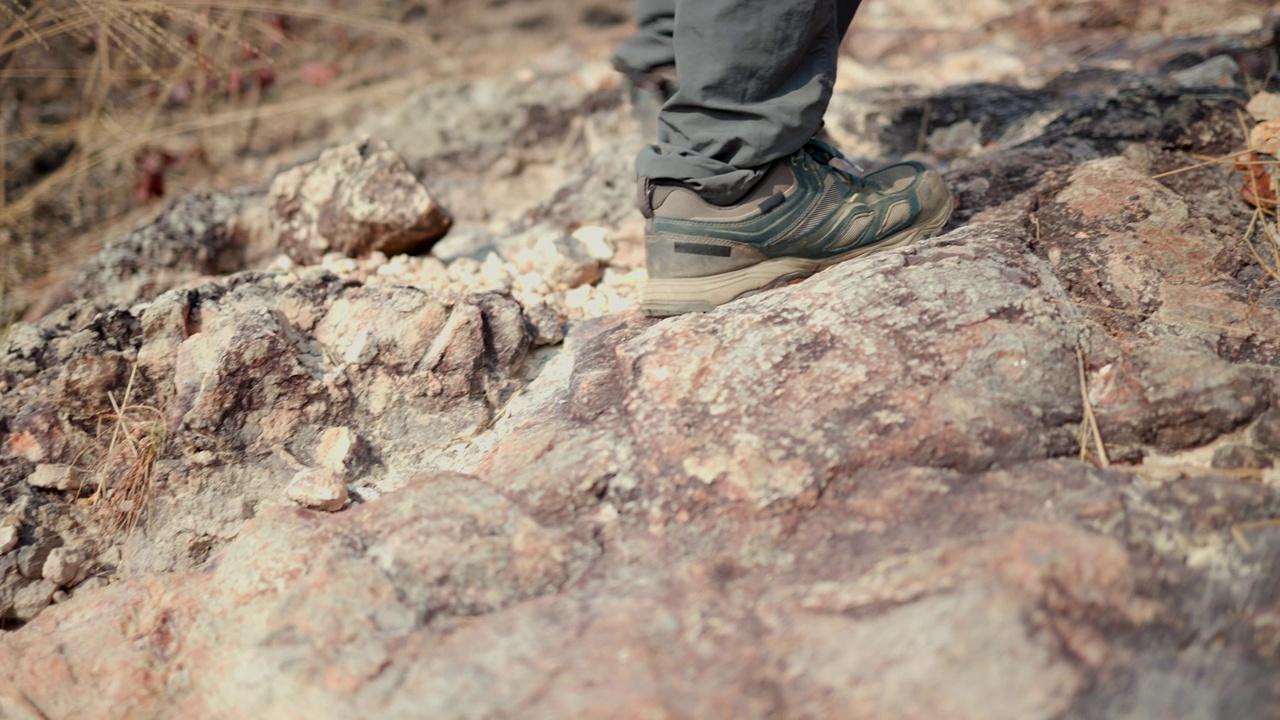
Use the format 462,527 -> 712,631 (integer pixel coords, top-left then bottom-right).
1075,347 -> 1110,468
916,100 -> 932,155
1150,149 -> 1255,180
1232,519 -> 1280,554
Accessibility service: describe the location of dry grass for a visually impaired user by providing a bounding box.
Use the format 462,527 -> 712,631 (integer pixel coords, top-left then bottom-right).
1,0 -> 429,299
86,363 -> 167,541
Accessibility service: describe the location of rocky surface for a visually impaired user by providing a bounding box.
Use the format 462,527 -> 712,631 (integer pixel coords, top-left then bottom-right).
64,189 -> 258,309
4,2 -> 1280,718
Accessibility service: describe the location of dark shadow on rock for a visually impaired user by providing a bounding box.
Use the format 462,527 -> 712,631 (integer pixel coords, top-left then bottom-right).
941,83 -> 1249,224
567,313 -> 653,424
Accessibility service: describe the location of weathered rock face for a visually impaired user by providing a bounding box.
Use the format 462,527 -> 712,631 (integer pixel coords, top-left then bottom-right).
67,190 -> 256,308
481,223 -> 1088,523
0,473 -> 596,718
4,460 -> 1276,718
4,10 -> 1280,720
0,263 -> 538,622
271,138 -> 453,265
624,223 -> 1080,478
1031,155 -> 1273,456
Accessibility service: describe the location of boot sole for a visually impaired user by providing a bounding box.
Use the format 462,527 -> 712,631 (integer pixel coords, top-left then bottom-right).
640,200 -> 954,318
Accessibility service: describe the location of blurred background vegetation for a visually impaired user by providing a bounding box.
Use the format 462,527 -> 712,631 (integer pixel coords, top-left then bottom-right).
0,1 -> 441,302
0,0 -> 632,318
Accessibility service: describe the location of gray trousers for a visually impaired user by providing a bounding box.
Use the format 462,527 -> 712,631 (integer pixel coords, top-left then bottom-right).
614,0 -> 862,204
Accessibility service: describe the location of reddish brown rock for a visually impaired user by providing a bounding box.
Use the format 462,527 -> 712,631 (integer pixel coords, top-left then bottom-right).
1034,156 -> 1272,453
480,419 -> 625,523
270,138 -> 452,265
1086,341 -> 1267,451
609,222 -> 1082,513
173,302 -> 353,458
0,460 -> 1236,719
1212,443 -> 1273,470
1254,407 -> 1280,455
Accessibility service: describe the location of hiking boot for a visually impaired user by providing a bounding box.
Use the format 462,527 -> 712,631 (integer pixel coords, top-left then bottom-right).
639,139 -> 953,317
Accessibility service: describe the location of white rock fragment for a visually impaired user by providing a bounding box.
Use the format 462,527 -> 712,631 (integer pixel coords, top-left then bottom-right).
316,427 -> 364,475
479,252 -> 515,291
287,468 -> 349,512
927,120 -> 984,160
42,547 -> 87,588
1248,92 -> 1280,122
190,450 -> 219,468
571,226 -> 617,263
528,232 -> 603,290
513,271 -> 548,296
0,525 -> 18,555
321,252 -> 360,275
27,464 -> 82,492
562,285 -> 593,312
448,257 -> 484,284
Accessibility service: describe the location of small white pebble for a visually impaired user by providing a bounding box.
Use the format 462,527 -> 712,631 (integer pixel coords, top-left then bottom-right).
563,286 -> 592,311
572,225 -> 617,262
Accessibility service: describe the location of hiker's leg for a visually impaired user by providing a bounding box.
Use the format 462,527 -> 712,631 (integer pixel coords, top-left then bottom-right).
634,0 -> 952,318
838,0 -> 862,38
612,0 -> 676,78
636,0 -> 862,204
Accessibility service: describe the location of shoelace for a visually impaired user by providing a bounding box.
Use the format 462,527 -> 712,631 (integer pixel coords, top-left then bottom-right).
802,139 -> 881,196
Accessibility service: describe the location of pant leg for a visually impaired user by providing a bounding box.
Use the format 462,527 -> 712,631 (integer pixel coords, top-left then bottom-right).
611,0 -> 676,78
838,0 -> 862,39
637,0 -> 863,205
